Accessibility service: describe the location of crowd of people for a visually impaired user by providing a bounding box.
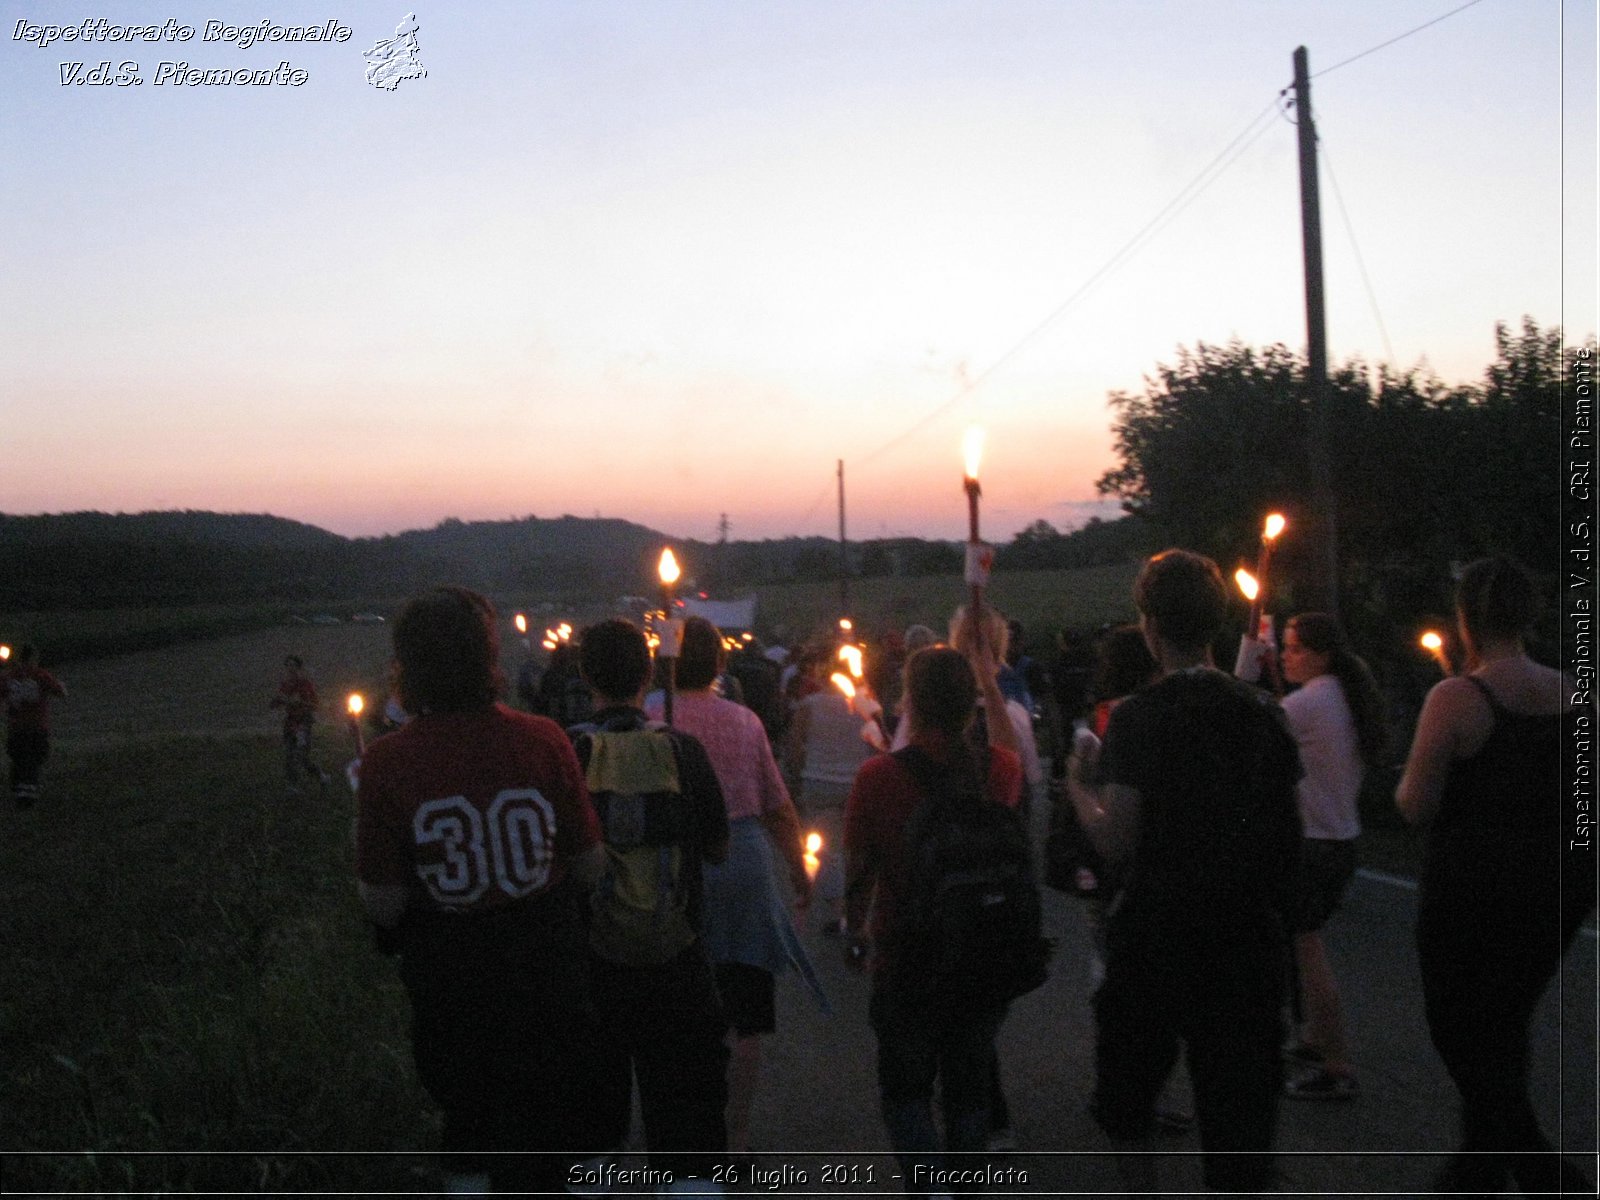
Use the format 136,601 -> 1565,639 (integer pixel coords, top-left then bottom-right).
3,534 -> 1584,1194
336,545 -> 1596,1196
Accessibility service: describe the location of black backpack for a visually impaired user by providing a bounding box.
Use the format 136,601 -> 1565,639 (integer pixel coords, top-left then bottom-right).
886,746 -> 1051,1011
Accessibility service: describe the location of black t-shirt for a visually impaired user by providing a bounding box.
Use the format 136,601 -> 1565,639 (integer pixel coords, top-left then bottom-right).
1098,667 -> 1303,942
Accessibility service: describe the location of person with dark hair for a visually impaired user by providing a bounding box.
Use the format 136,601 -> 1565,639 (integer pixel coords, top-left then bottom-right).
1241,612 -> 1364,1093
1252,612 -> 1387,1101
645,616 -> 825,1161
844,640 -> 1033,1189
3,644 -> 66,809
570,617 -> 732,1180
269,653 -> 328,796
1068,549 -> 1302,1194
1089,624 -> 1159,738
1397,557 -> 1593,1195
353,586 -> 606,1194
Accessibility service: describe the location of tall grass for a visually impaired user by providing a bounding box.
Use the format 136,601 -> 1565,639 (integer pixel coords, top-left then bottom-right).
0,733 -> 437,1192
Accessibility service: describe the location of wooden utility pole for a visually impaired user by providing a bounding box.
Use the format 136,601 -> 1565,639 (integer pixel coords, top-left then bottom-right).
837,459 -> 850,616
1293,45 -> 1339,616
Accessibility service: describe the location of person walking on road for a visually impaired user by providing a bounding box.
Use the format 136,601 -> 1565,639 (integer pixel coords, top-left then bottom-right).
1239,611 -> 1386,1101
1397,556 -> 1595,1196
845,641 -> 1045,1195
1069,549 -> 1302,1195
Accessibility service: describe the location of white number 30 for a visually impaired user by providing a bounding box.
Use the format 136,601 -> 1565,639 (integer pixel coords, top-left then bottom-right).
413,790 -> 556,905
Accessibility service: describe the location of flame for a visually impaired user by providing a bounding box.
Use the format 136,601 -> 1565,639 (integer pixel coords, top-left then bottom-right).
658,547 -> 681,587
0,645 -> 9,661
541,638 -> 558,651
838,617 -> 853,632
803,831 -> 822,881
1420,631 -> 1444,652
830,672 -> 857,699
347,693 -> 365,717
963,426 -> 985,480
1263,512 -> 1287,541
805,832 -> 823,855
1234,567 -> 1260,601
557,623 -> 572,640
514,613 -> 527,635
838,644 -> 864,679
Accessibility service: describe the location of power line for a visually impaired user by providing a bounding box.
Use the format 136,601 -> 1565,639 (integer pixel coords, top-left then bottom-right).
1312,0 -> 1488,79
857,92 -> 1287,468
1320,136 -> 1397,368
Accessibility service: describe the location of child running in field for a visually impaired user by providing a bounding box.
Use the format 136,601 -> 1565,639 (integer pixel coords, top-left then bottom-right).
4,645 -> 67,809
270,654 -> 329,796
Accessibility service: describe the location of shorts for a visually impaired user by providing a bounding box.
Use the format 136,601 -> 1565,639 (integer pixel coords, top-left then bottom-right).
1293,838 -> 1357,934
716,961 -> 777,1036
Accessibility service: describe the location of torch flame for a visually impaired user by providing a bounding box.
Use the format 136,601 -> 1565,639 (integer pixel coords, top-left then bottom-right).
1263,513 -> 1287,541
557,623 -> 572,640
514,613 -> 528,635
838,644 -> 864,679
838,617 -> 853,632
963,426 -> 985,480
658,547 -> 681,587
0,645 -> 9,661
542,638 -> 558,651
1420,631 -> 1444,652
1234,568 -> 1260,601
347,693 -> 365,717
805,832 -> 823,855
830,672 -> 857,699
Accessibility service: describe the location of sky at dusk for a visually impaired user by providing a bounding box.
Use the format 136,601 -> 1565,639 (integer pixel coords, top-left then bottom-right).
3,0 -> 1595,544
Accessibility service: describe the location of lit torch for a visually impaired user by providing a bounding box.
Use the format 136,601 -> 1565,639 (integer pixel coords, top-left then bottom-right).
962,427 -> 993,620
346,692 -> 366,755
832,667 -> 887,749
1246,513 -> 1287,635
658,547 -> 682,725
803,831 -> 823,883
0,645 -> 10,662
1420,630 -> 1451,676
514,612 -> 531,656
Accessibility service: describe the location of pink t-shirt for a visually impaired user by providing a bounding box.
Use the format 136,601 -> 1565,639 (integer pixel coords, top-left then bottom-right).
645,690 -> 790,821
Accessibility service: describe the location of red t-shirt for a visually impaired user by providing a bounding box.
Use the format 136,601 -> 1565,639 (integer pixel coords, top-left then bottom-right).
844,732 -> 1023,972
4,665 -> 66,733
273,675 -> 318,734
356,703 -> 601,915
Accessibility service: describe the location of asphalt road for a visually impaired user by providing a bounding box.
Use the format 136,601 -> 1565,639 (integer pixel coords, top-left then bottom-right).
708,859 -> 1596,1197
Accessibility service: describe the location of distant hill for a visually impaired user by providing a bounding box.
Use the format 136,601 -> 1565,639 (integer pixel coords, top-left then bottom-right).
0,509 -> 1147,613
0,510 -> 677,610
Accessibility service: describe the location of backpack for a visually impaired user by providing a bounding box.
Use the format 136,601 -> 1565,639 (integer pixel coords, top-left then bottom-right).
886,746 -> 1051,1011
575,726 -> 700,966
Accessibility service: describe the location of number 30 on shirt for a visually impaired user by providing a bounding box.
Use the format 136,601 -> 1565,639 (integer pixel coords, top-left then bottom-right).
412,789 -> 557,905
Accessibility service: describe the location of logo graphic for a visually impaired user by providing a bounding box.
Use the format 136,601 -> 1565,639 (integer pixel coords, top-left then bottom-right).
363,12 -> 426,91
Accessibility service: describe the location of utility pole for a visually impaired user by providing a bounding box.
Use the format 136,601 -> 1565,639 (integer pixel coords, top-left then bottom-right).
1293,45 -> 1339,616
837,459 -> 850,616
